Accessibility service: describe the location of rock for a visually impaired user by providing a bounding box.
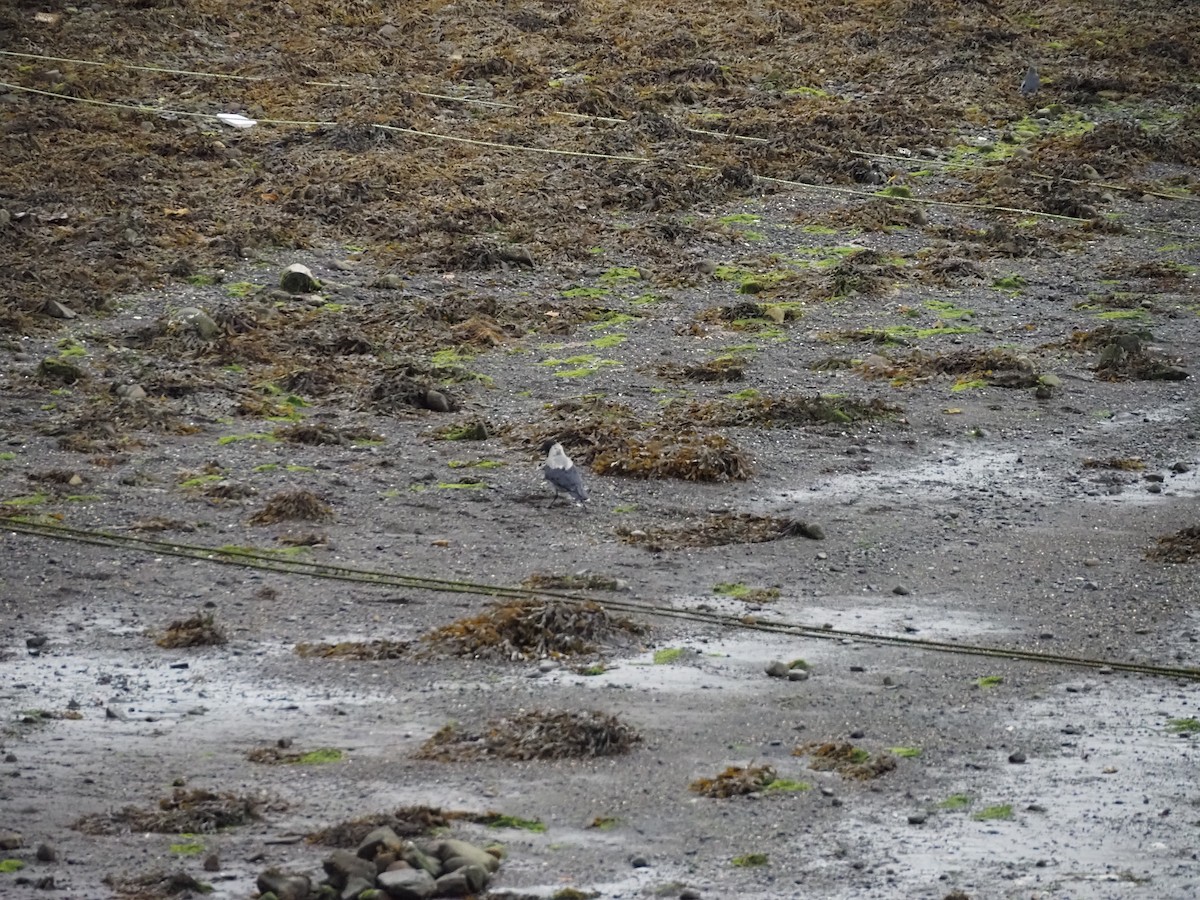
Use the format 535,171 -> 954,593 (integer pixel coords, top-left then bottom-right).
434,870 -> 470,896
280,263 -> 319,294
115,383 -> 147,401
907,811 -> 928,825
796,521 -> 825,540
787,668 -> 810,682
256,870 -> 312,900
1009,751 -> 1027,764
431,839 -> 500,874
104,706 -> 127,721
0,832 -> 23,850
630,854 -> 650,868
372,273 -> 406,290
374,853 -> 397,873
459,864 -> 490,893
358,826 -> 405,859
680,890 -> 702,900
892,585 -> 911,596
341,874 -> 375,900
1172,462 -> 1192,474
171,306 -> 221,340
376,868 -> 436,900
37,356 -> 84,383
402,842 -> 442,877
423,389 -> 452,413
203,852 -> 220,871
1154,366 -> 1189,382
323,848 -> 378,889
41,299 -> 76,319
765,660 -> 790,678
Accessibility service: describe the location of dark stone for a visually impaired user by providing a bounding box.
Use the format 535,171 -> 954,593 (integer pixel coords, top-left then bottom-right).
256,870 -> 312,900
376,868 -> 436,900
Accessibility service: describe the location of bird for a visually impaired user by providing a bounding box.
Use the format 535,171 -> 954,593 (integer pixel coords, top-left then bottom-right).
1020,65 -> 1039,97
543,442 -> 589,506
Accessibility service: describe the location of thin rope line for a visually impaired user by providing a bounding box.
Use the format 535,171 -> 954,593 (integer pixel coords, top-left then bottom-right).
4,518 -> 1198,682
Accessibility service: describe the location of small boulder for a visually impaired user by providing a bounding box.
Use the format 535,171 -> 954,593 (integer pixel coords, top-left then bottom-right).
171,306 -> 220,340
431,839 -> 500,874
401,842 -> 441,878
256,870 -> 312,900
765,660 -> 789,678
358,826 -> 405,860
376,867 -> 436,900
323,848 -> 378,888
434,870 -> 470,896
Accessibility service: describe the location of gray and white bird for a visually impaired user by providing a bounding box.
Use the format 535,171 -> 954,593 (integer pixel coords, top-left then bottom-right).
1020,65 -> 1040,97
543,442 -> 589,506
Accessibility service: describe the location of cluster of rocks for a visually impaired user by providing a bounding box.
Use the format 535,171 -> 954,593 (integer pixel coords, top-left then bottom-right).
258,830 -> 499,900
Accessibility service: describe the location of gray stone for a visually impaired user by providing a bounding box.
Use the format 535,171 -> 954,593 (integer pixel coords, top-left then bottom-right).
680,890 -> 702,900
372,273 -> 406,290
324,848 -> 378,888
376,868 -> 436,900
892,585 -> 911,596
423,389 -> 452,413
42,299 -> 76,319
431,839 -> 499,873
401,842 -> 442,877
907,811 -> 928,825
341,874 -> 375,900
171,306 -> 220,340
35,842 -> 56,862
256,870 -> 312,900
280,263 -> 319,294
434,871 -> 470,896
1009,751 -> 1027,764
115,383 -> 147,401
459,864 -> 490,892
358,826 -> 405,860
787,668 -> 810,682
765,660 -> 789,678
630,854 -> 650,868
0,832 -> 22,850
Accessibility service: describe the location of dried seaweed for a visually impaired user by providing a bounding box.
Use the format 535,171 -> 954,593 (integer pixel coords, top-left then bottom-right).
592,431 -> 750,482
421,599 -> 643,661
416,709 -> 641,761
75,788 -> 271,835
156,612 -> 227,649
689,765 -> 778,798
656,355 -> 749,382
295,639 -> 410,660
306,806 -> 476,847
102,870 -> 211,900
249,489 -> 333,525
683,394 -> 900,428
859,349 -> 1038,388
795,742 -> 897,780
619,514 -> 824,550
1147,526 -> 1200,563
